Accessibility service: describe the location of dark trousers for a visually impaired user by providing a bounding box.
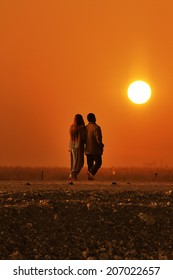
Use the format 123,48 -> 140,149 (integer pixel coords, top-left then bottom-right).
86,154 -> 102,176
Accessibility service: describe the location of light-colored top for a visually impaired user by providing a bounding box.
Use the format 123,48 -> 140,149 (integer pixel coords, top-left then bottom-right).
69,125 -> 86,149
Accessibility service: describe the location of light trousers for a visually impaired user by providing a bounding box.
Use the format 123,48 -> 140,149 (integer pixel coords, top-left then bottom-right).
70,148 -> 84,177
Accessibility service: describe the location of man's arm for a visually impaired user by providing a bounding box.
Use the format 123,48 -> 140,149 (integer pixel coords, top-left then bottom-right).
95,126 -> 104,154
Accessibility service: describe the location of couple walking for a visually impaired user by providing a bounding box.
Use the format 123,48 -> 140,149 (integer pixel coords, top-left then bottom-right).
69,113 -> 104,180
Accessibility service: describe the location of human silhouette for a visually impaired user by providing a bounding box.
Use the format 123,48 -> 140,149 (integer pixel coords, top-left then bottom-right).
69,114 -> 86,180
85,113 -> 104,180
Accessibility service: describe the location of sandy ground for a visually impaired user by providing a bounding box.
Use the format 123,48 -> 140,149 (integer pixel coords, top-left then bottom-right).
0,180 -> 173,260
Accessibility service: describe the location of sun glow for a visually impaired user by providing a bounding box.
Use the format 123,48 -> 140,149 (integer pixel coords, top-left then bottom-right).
128,81 -> 151,104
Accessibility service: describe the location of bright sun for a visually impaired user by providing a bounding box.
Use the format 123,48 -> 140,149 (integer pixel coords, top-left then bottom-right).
128,80 -> 151,104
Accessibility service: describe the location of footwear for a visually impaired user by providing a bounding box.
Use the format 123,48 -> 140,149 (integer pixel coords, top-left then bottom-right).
68,181 -> 74,185
68,174 -> 77,180
87,171 -> 94,180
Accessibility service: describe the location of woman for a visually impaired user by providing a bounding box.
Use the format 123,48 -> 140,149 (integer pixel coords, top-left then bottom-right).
69,114 -> 86,180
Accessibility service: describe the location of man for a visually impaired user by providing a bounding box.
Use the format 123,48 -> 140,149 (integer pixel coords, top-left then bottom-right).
85,113 -> 104,180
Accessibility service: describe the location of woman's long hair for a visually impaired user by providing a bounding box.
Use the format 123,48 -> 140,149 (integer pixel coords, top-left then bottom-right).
70,114 -> 85,141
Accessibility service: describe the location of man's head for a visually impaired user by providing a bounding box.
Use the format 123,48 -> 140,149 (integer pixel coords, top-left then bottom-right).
87,113 -> 96,123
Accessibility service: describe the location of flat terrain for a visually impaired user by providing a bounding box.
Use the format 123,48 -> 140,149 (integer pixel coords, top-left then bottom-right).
0,180 -> 173,260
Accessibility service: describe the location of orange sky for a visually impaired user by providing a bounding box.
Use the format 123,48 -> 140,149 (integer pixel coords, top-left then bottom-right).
0,0 -> 173,167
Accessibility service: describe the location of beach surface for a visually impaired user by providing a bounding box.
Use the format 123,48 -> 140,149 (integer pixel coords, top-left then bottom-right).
0,180 -> 173,260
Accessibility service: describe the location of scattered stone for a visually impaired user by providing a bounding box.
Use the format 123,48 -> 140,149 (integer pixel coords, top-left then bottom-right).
87,256 -> 97,260
25,222 -> 33,228
138,213 -> 155,225
112,182 -> 117,185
